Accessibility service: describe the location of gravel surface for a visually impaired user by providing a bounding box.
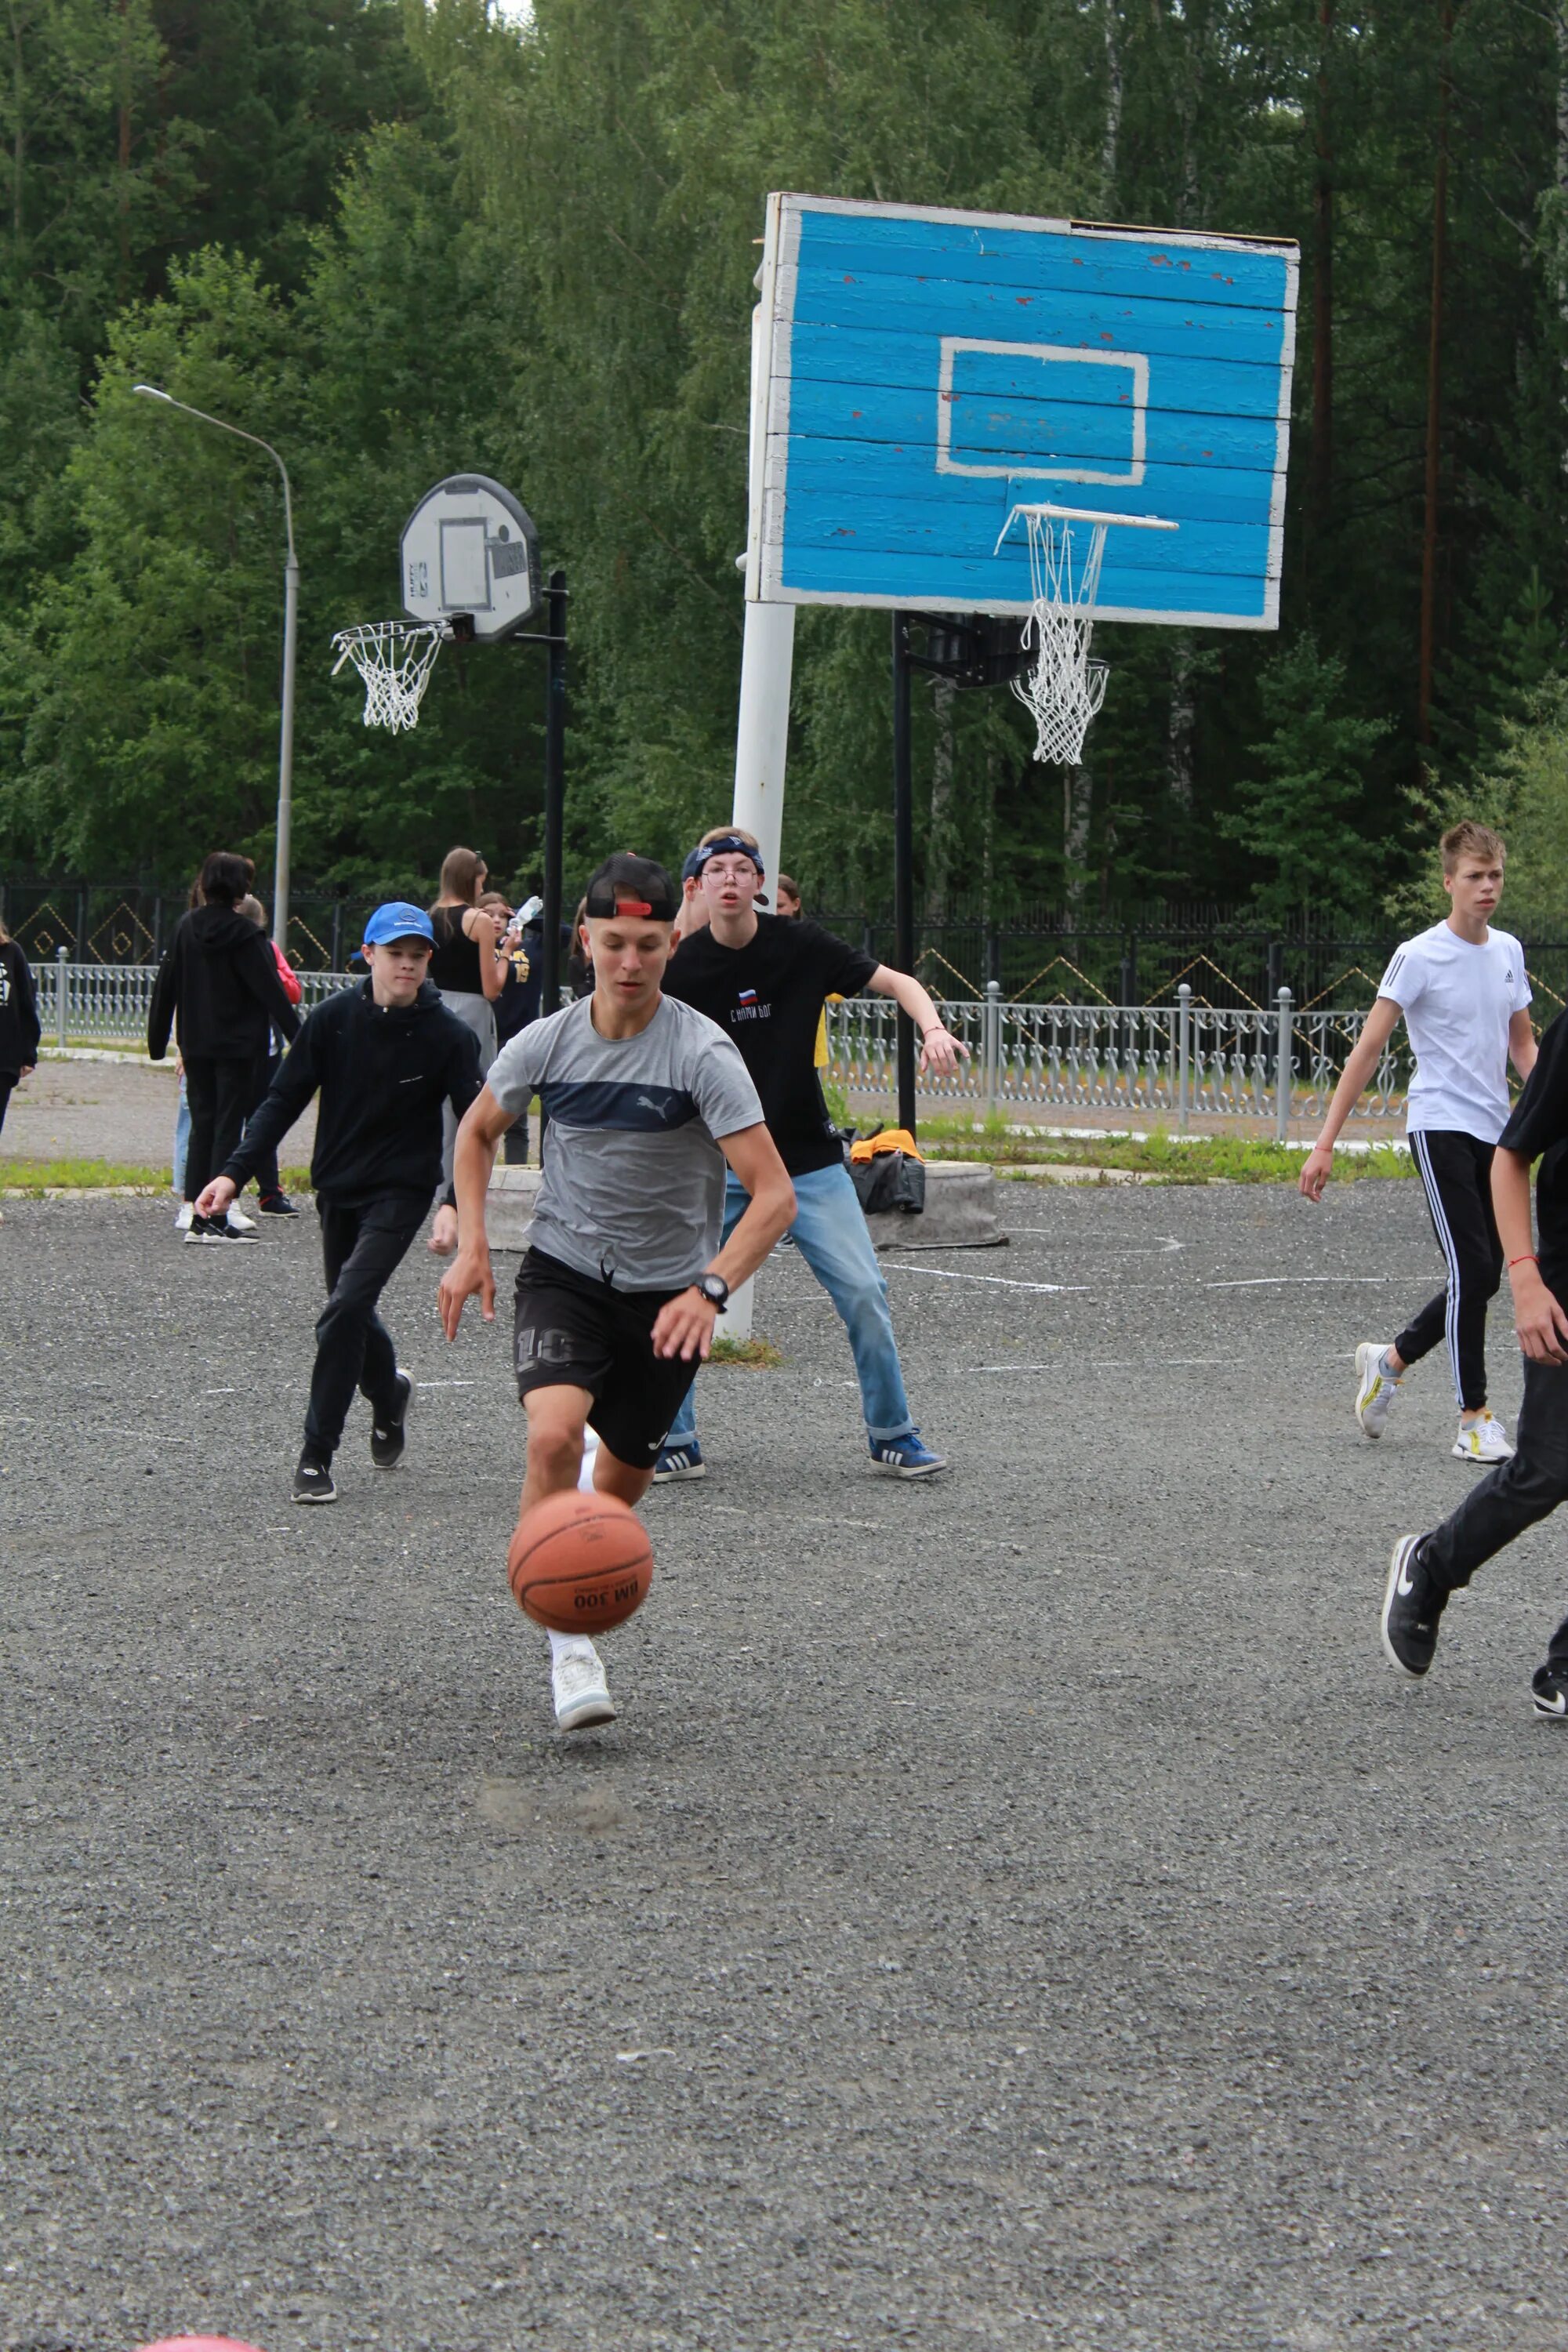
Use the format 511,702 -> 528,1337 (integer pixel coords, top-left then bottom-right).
3,1181 -> 1565,2351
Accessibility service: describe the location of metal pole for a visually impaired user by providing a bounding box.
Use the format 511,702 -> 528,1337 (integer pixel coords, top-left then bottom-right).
985,977 -> 1001,1116
56,944 -> 68,1048
274,544 -> 299,947
1276,987 -> 1294,1145
131,387 -> 297,949
1178,981 -> 1192,1135
540,569 -> 568,1020
891,613 -> 917,1138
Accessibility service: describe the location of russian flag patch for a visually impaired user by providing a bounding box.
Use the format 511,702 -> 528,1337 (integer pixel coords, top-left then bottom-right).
738,988 -> 758,1005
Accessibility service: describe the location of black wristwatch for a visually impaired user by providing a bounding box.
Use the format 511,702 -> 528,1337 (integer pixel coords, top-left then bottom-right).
697,1272 -> 730,1312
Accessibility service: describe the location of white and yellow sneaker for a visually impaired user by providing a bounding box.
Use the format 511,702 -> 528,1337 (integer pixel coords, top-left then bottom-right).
1453,1410 -> 1514,1465
1354,1341 -> 1402,1439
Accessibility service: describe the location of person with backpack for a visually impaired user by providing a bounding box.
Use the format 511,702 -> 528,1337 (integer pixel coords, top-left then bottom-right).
147,851 -> 301,1245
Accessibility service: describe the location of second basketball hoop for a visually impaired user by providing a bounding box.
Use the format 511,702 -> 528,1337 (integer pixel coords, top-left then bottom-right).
994,503 -> 1177,767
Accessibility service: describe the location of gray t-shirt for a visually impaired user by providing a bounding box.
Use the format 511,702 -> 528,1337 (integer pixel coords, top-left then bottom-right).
488,994 -> 764,1290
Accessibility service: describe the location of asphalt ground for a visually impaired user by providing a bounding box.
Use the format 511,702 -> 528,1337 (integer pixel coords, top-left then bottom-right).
3,1179 -> 1565,2352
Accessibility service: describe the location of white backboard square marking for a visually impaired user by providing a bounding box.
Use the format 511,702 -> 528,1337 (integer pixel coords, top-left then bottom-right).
935,340 -> 1149,488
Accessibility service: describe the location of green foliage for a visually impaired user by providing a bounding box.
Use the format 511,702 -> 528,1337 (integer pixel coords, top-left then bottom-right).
1222,637 -> 1389,927
2,0 -> 1568,924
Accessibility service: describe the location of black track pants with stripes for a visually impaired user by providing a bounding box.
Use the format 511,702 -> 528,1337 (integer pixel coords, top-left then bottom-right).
1394,1129 -> 1503,1413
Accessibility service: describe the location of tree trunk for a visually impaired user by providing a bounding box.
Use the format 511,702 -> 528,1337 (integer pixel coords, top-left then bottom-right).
1417,0 -> 1454,751
10,3 -> 24,256
1063,762 -> 1091,920
1102,0 -> 1123,204
118,0 -> 132,297
1167,631 -> 1196,815
1310,0 -> 1334,528
925,676 -> 955,921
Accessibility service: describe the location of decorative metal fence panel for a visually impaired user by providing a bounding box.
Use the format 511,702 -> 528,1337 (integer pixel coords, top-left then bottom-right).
33,959 -> 350,1045
825,988 -> 1410,1132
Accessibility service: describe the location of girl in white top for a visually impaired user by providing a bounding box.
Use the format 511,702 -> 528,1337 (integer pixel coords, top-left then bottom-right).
1300,821 -> 1537,1461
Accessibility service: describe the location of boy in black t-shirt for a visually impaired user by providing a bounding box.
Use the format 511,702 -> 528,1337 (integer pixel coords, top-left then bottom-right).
1383,1006 -> 1568,1713
660,831 -> 966,1479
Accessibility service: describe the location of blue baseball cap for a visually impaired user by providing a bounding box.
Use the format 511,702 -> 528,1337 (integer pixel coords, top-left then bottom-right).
363,901 -> 435,948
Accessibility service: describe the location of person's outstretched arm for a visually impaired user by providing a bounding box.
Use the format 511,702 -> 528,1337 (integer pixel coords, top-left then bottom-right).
194,1014 -> 322,1219
427,1025 -> 485,1255
437,1085 -> 514,1335
866,964 -> 967,1076
1298,996 -> 1403,1201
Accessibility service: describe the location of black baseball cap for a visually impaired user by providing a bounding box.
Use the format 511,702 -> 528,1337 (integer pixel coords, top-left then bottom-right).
583,852 -> 679,923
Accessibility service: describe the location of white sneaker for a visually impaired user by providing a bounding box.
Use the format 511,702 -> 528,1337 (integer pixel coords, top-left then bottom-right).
552,1646 -> 615,1731
227,1203 -> 256,1232
174,1202 -> 194,1232
1354,1341 -> 1402,1439
1454,1411 -> 1514,1464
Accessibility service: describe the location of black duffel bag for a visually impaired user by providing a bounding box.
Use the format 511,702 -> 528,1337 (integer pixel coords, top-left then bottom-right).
849,1148 -> 926,1217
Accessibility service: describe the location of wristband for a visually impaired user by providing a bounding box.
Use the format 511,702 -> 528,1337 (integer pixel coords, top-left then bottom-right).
1509,1253 -> 1538,1270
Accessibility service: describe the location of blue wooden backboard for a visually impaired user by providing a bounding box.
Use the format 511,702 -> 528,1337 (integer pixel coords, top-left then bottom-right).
746,194 -> 1298,630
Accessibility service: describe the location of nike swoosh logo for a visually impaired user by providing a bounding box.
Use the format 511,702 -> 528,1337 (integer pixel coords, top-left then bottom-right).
1541,1692 -> 1567,1715
1396,1559 -> 1416,1595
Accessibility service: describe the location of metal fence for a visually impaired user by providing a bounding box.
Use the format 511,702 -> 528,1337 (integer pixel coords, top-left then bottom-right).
824,984 -> 1407,1135
33,956 -> 350,1046
34,956 -> 1406,1133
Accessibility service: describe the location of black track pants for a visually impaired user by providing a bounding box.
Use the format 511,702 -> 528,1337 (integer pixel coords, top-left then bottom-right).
303,1192 -> 428,1461
183,1054 -> 255,1204
1394,1130 -> 1502,1413
1423,1356 -> 1568,1668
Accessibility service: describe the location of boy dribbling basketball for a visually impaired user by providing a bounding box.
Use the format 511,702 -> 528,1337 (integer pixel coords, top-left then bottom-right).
437,854 -> 796,1732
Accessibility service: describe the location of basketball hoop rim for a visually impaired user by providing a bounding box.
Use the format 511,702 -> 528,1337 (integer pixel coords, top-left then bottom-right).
993,503 -> 1178,555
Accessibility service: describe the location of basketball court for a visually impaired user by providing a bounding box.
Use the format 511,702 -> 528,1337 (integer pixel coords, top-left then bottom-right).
3,1182 -> 1562,2350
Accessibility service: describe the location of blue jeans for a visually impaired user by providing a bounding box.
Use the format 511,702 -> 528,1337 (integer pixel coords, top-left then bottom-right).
666,1161 -> 915,1446
172,1073 -> 190,1192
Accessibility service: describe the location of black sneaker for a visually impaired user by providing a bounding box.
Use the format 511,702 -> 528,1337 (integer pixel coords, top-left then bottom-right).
292,1453 -> 338,1505
1531,1665 -> 1568,1719
184,1214 -> 254,1246
257,1192 -> 299,1217
1381,1534 -> 1445,1678
370,1370 -> 412,1469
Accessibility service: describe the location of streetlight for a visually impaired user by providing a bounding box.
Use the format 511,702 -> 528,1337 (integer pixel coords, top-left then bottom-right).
132,383 -> 299,949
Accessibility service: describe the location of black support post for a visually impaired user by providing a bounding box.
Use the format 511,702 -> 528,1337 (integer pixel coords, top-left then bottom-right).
540,569 -> 568,1023
891,612 -> 917,1138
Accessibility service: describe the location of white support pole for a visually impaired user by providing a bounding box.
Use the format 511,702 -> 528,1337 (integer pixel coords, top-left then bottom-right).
731,597 -> 795,889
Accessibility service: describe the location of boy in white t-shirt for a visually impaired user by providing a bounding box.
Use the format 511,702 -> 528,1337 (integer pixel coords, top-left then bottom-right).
1300,822 -> 1537,1461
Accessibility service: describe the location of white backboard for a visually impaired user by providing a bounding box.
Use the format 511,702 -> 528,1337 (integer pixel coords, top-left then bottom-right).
401,474 -> 540,641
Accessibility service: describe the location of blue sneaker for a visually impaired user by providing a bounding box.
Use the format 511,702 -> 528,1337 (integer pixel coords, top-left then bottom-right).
869,1430 -> 946,1479
653,1439 -> 706,1483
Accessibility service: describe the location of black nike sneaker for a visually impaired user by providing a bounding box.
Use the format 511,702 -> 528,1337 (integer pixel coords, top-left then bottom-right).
1531,1664 -> 1568,1719
292,1453 -> 338,1504
1381,1534 -> 1445,1678
370,1370 -> 412,1470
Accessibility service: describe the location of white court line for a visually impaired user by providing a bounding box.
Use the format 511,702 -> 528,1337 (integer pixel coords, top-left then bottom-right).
1204,1276 -> 1391,1289
883,1262 -> 1087,1295
972,1356 -> 1231,1374
416,1378 -> 477,1388
1007,1231 -> 1185,1254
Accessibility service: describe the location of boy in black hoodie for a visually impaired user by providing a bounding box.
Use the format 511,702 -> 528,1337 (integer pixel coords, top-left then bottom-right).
148,851 -> 301,1243
0,919 -> 41,1140
194,903 -> 481,1504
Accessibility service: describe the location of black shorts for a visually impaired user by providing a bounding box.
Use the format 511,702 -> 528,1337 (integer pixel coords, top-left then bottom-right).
512,1248 -> 698,1468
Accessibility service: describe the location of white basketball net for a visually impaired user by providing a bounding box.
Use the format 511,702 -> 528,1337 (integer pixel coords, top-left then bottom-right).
330,620 -> 446,733
1005,507 -> 1110,767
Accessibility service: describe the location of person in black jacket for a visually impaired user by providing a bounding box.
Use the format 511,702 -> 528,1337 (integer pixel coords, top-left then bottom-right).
148,851 -> 300,1243
0,919 -> 41,1140
194,902 -> 481,1505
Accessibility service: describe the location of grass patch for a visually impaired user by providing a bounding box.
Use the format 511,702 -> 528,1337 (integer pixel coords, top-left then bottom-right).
913,1118 -> 1412,1185
1,1158 -> 313,1195
707,1333 -> 785,1369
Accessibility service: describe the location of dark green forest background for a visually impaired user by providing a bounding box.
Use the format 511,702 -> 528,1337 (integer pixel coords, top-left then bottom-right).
4,0 -> 1568,932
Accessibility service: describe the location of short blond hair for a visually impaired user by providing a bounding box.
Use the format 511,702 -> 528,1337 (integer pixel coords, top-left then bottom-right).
699,822 -> 760,850
1442,821 -> 1505,875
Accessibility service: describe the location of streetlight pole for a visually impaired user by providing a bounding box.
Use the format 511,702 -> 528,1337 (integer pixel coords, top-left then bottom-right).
132,384 -> 299,949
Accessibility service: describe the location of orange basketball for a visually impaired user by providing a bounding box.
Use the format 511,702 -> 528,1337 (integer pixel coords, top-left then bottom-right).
507,1488 -> 654,1634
